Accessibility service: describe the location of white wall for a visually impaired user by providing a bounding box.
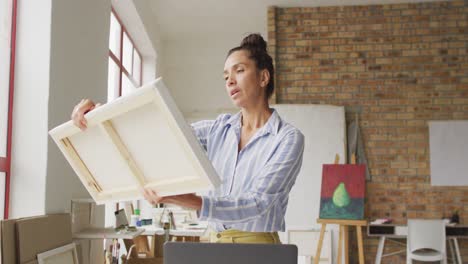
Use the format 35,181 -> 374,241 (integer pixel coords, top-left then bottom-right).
152,1 -> 270,116
127,0 -> 163,80
161,36 -> 238,116
45,0 -> 111,214
9,0 -> 52,218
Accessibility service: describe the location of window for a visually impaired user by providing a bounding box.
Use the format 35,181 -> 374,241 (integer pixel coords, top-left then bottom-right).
0,0 -> 17,219
107,9 -> 142,102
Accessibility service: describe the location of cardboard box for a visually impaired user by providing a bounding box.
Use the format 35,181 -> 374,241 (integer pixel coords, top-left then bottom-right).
0,219 -> 18,264
1,214 -> 72,264
16,213 -> 72,264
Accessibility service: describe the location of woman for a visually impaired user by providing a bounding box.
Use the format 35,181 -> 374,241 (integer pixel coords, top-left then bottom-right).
72,33 -> 304,244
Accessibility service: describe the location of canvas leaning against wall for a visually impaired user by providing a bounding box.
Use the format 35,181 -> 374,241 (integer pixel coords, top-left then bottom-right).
319,164 -> 366,220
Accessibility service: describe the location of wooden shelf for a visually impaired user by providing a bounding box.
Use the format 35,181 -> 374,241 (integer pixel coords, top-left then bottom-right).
73,227 -> 144,239
140,225 -> 206,237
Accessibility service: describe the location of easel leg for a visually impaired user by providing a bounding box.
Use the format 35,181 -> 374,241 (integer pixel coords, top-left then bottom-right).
316,218 -> 367,264
356,225 -> 364,264
314,223 -> 327,264
344,225 -> 349,264
338,225 -> 343,264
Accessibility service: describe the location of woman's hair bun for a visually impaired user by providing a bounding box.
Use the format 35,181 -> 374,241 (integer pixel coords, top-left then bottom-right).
240,33 -> 267,52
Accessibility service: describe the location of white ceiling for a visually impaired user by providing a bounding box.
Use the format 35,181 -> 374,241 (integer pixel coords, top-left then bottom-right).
149,0 -> 445,40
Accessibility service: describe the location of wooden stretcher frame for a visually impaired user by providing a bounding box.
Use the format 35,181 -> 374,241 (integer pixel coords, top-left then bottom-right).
37,243 -> 79,264
49,78 -> 220,204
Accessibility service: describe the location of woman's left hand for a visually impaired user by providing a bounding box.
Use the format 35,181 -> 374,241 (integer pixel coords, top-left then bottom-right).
141,189 -> 202,210
142,188 -> 164,206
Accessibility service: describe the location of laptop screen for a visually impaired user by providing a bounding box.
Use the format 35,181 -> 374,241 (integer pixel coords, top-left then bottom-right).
164,242 -> 297,264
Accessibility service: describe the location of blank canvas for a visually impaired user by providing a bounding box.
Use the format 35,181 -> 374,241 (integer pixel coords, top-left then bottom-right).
429,121 -> 468,186
49,78 -> 221,204
185,104 -> 346,264
274,104 -> 345,264
287,228 -> 331,264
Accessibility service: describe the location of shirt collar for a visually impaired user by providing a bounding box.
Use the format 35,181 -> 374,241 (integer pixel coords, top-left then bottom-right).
225,109 -> 281,136
265,109 -> 281,136
225,111 -> 242,128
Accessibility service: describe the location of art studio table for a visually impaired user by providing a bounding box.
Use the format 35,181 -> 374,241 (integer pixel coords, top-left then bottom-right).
141,224 -> 206,240
368,224 -> 467,264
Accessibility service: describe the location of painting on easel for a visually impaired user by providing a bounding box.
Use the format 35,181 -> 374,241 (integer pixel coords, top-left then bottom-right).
319,164 -> 366,220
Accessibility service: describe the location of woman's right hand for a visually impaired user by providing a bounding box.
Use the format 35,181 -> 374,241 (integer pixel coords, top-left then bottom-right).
71,99 -> 101,130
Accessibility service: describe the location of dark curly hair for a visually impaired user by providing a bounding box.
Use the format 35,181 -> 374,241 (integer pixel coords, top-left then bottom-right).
227,33 -> 275,99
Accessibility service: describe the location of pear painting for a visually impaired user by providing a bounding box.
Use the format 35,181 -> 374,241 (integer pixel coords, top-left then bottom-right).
332,182 -> 350,207
319,164 -> 366,220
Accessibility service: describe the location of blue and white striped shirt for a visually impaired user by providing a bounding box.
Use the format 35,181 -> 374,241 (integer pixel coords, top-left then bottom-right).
191,109 -> 304,232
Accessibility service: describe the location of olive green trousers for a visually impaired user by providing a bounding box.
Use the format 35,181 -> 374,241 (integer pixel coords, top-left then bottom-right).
210,229 -> 281,244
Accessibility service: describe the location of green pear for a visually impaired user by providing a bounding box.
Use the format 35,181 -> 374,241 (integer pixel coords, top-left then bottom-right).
332,182 -> 351,207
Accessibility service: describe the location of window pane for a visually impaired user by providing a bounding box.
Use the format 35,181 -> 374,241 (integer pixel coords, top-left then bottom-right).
107,58 -> 120,102
0,172 -> 5,220
121,73 -> 135,96
133,50 -> 141,86
0,90 -> 8,156
122,32 -> 133,74
0,0 -> 12,157
109,12 -> 121,59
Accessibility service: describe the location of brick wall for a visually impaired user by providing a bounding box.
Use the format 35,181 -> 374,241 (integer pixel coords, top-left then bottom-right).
268,1 -> 467,263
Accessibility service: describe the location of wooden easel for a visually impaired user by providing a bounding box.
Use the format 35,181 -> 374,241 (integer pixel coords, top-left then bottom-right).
313,154 -> 367,264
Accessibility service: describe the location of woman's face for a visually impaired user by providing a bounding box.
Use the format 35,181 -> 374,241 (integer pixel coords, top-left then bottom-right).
223,50 -> 266,108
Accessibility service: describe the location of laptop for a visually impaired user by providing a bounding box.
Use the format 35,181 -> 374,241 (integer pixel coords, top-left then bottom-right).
164,242 -> 298,264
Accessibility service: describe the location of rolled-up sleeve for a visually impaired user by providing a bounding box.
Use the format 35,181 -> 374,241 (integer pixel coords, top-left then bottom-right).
190,120 -> 215,151
199,130 -> 304,224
